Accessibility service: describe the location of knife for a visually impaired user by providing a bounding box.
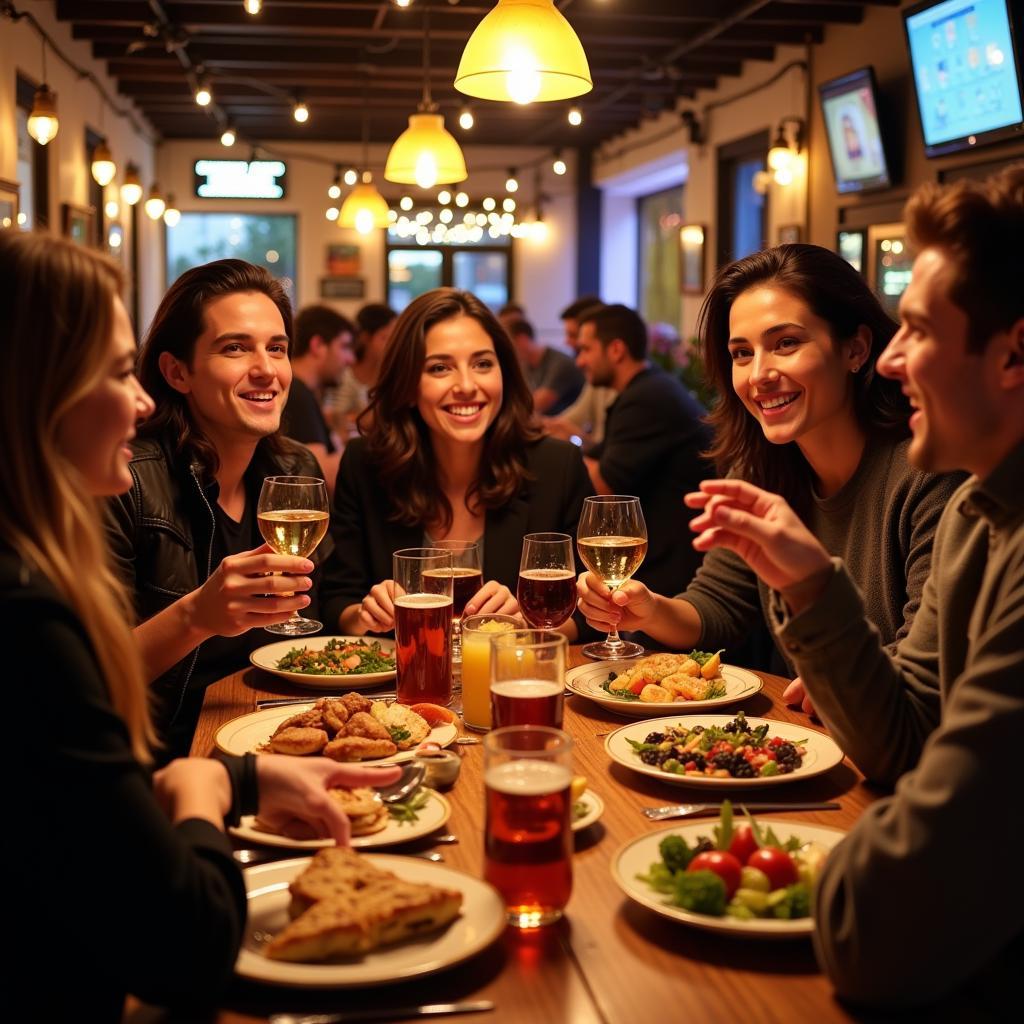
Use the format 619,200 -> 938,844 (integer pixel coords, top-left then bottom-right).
269,1000 -> 495,1024
643,801 -> 841,821
256,693 -> 396,708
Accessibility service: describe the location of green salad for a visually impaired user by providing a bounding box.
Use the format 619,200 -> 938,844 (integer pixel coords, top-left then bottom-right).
276,638 -> 395,675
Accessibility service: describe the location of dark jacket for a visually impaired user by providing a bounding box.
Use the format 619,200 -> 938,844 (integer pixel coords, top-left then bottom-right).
105,433 -> 331,753
320,435 -> 594,633
4,548 -> 245,1021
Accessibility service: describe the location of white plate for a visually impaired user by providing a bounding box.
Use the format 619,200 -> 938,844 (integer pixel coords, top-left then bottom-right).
231,789 -> 452,850
613,820 -> 847,938
566,659 -> 763,717
249,636 -> 397,690
215,703 -> 459,763
237,854 -> 506,987
572,789 -> 604,832
604,714 -> 844,789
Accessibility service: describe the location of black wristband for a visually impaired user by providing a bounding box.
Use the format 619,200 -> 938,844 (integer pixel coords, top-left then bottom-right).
215,752 -> 259,827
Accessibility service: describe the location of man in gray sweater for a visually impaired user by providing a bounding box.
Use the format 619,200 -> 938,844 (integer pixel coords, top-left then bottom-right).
687,165 -> 1023,1008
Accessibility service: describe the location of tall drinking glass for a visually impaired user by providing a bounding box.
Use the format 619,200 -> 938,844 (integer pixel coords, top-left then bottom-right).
576,495 -> 648,660
490,630 -> 567,729
429,539 -> 482,663
393,547 -> 454,706
484,726 -> 574,928
516,533 -> 576,629
257,475 -> 329,636
461,613 -> 520,732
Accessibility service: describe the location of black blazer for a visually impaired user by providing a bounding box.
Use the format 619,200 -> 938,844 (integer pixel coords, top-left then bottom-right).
320,435 -> 594,630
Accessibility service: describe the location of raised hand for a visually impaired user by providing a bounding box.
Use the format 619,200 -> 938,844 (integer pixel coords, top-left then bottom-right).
686,480 -> 832,615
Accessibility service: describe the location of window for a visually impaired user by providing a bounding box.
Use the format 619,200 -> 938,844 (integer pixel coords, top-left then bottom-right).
166,212 -> 297,303
637,185 -> 684,327
716,130 -> 769,268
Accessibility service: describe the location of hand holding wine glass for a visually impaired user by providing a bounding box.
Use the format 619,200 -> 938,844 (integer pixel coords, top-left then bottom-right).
517,533 -> 576,629
576,495 -> 648,659
257,475 -> 329,636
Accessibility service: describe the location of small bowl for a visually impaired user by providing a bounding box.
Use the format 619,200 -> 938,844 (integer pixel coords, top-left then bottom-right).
414,749 -> 461,788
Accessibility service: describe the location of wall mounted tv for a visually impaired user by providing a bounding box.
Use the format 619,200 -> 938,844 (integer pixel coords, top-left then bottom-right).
903,0 -> 1024,157
818,67 -> 893,193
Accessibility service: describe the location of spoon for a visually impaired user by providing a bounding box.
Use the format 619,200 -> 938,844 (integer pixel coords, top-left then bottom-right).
375,761 -> 427,804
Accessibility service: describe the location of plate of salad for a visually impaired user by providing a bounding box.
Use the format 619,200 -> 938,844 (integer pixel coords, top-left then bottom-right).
566,652 -> 762,717
604,712 -> 844,788
612,801 -> 845,938
250,636 -> 397,690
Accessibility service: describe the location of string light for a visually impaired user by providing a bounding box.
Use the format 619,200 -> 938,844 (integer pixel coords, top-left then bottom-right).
243,0 -> 262,14
343,168 -> 358,186
293,100 -> 309,123
458,106 -> 474,130
27,39 -> 59,145
220,126 -> 236,147
505,168 -> 519,193
120,164 -> 143,206
552,150 -> 567,175
567,106 -> 582,126
144,184 -> 166,220
195,76 -> 212,107
90,141 -> 117,187
162,196 -> 181,227
328,167 -> 342,200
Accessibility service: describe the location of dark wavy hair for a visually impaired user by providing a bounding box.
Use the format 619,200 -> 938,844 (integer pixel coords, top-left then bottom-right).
359,288 -> 541,530
904,163 -> 1024,352
699,243 -> 909,512
137,259 -> 293,478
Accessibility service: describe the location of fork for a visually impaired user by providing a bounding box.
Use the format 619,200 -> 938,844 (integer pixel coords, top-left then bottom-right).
642,800 -> 841,821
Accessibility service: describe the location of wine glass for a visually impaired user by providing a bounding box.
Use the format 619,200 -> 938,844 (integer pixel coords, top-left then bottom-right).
257,475 -> 329,636
430,539 -> 482,663
576,495 -> 648,660
517,533 -> 576,629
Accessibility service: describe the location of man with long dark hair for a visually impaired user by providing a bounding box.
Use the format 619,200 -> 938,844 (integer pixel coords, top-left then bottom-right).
105,259 -> 326,759
689,167 -> 1024,1007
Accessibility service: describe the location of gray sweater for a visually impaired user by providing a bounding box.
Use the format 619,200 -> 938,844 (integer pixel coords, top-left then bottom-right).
770,439 -> 1024,1008
682,437 -> 964,668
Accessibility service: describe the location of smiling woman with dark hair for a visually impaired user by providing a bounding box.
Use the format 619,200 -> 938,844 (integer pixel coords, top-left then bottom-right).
321,287 -> 593,639
578,244 -> 964,693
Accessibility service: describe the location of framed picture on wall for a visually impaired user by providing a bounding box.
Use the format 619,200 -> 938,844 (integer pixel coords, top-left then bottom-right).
62,203 -> 96,247
777,224 -> 802,244
0,178 -> 19,230
326,243 -> 360,276
678,224 -> 706,295
867,222 -> 912,318
836,228 -> 867,274
320,276 -> 366,300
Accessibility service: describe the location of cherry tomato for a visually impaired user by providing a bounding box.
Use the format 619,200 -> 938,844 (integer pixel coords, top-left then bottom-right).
746,847 -> 798,890
687,851 -> 743,899
728,824 -> 759,865
628,677 -> 649,696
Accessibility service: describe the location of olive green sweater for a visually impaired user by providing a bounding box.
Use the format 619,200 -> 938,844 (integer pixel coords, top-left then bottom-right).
682,438 -> 965,668
772,440 -> 1024,1008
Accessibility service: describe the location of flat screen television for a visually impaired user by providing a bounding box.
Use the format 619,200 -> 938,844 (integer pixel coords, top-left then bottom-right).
903,0 -> 1024,157
818,67 -> 893,193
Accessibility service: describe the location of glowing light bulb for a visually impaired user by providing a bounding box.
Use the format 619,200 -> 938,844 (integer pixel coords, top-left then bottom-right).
244,0 -> 262,14
455,191 -> 469,207
553,157 -> 567,176
293,101 -> 309,123
414,151 -> 438,190
163,205 -> 181,227
503,198 -> 516,213
505,175 -> 518,193
438,190 -> 451,205
440,208 -> 453,223
221,128 -> 236,147
458,107 -> 474,130
195,82 -> 212,107
568,107 -> 582,127
774,166 -> 794,187
483,197 -> 496,211
505,47 -> 541,105
326,206 -> 339,221
105,200 -> 120,219
355,209 -> 375,234
400,196 -> 414,211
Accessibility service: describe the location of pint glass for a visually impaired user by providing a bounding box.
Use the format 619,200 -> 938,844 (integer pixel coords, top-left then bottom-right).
490,630 -> 567,729
393,548 -> 453,706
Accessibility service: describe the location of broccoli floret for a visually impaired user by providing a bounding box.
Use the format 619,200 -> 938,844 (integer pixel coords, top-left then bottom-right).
673,870 -> 727,916
658,834 -> 693,873
768,882 -> 812,920
636,862 -> 676,894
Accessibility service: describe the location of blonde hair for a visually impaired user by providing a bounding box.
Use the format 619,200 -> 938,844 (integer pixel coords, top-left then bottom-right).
0,231 -> 153,761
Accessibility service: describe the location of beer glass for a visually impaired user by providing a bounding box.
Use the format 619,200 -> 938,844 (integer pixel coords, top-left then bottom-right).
577,495 -> 647,660
484,726 -> 574,928
257,475 -> 329,636
461,613 -> 520,732
430,539 -> 482,663
516,533 -> 576,629
393,547 -> 453,706
490,630 -> 567,729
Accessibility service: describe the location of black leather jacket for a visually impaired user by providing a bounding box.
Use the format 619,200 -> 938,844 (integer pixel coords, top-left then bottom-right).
105,433 -> 333,753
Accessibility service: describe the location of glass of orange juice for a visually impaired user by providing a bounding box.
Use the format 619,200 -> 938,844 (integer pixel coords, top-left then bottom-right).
461,614 -> 519,731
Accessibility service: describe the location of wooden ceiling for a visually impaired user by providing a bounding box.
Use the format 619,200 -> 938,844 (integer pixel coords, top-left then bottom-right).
54,0 -> 900,149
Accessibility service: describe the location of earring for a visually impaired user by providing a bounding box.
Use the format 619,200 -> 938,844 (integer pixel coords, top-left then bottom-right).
851,363 -> 860,374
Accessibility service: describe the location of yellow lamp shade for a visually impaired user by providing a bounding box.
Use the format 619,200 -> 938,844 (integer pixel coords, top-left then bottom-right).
455,0 -> 592,104
385,113 -> 467,188
27,85 -> 60,145
338,177 -> 391,234
91,142 -> 117,187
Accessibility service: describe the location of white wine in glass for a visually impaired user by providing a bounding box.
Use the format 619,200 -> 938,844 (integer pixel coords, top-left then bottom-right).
257,475 -> 329,636
577,495 -> 648,659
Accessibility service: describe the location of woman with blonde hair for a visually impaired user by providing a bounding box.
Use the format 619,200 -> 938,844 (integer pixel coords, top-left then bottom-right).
0,231 -> 399,1020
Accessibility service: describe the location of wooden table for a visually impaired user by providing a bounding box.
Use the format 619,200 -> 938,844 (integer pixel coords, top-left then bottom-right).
185,653 -> 878,1024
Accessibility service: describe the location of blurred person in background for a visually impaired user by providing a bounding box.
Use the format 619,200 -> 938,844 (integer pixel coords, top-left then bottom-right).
1,231 -> 400,1022
332,302 -> 397,432
283,304 -> 354,494
507,316 -> 584,415
321,288 -> 593,639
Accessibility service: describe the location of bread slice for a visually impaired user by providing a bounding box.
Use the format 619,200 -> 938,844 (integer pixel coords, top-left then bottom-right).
266,849 -> 462,962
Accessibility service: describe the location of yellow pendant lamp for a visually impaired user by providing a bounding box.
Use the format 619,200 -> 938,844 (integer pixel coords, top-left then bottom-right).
91,141 -> 117,187
455,0 -> 592,105
339,172 -> 390,234
385,6 -> 467,188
